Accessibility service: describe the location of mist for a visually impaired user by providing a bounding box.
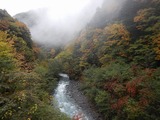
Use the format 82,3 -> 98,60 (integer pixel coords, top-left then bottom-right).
14,0 -> 127,47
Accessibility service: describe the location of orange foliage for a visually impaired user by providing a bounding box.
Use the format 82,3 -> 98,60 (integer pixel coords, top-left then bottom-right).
126,81 -> 137,97
33,46 -> 41,55
126,77 -> 145,98
118,51 -> 128,57
15,21 -> 27,28
104,23 -> 130,41
92,29 -> 103,39
134,8 -> 155,30
111,96 -> 129,110
0,20 -> 9,30
134,8 -> 154,23
134,9 -> 147,22
104,80 -> 117,92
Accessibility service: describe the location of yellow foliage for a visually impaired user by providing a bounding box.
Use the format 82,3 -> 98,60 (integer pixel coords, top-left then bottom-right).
49,48 -> 56,58
0,31 -> 8,41
0,31 -> 16,53
4,110 -> 12,118
104,23 -> 130,41
28,104 -> 38,114
134,9 -> 149,22
16,91 -> 26,102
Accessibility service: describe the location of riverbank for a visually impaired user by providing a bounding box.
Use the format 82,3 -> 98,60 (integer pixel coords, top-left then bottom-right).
66,80 -> 103,120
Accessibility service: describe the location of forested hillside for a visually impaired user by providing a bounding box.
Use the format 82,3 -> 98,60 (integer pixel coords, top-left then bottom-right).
0,9 -> 69,120
1,0 -> 160,119
52,0 -> 160,119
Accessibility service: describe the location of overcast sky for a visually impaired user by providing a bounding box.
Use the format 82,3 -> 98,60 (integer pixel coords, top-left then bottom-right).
0,0 -> 95,16
0,0 -> 126,47
0,0 -> 104,46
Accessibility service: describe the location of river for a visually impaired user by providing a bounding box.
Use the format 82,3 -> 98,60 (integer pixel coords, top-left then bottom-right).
54,74 -> 89,120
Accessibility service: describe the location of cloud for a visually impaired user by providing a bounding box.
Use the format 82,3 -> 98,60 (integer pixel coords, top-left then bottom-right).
14,0 -> 127,47
15,0 -> 103,46
1,0 -> 94,16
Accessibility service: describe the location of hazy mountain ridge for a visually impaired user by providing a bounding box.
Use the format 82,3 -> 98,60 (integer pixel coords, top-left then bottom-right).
14,1 -> 104,47
14,9 -> 85,46
51,0 -> 160,119
0,9 -> 12,20
0,9 -> 70,120
88,0 -> 127,28
14,10 -> 40,27
1,0 -> 160,119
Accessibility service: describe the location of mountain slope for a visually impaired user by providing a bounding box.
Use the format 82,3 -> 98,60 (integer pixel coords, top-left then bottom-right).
0,9 -> 69,120
51,0 -> 160,119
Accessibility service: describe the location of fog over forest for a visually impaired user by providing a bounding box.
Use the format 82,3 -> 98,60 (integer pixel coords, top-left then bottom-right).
1,0 -> 160,120
15,0 -> 126,46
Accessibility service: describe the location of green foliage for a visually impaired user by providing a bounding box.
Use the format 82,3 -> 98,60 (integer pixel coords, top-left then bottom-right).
8,21 -> 33,48
51,1 -> 160,119
47,59 -> 63,78
45,1 -> 160,119
127,38 -> 157,67
50,2 -> 160,119
32,105 -> 69,120
1,1 -> 160,119
13,37 -> 34,62
0,10 -> 35,65
95,90 -> 112,119
0,71 -> 69,120
81,62 -> 160,119
34,64 -> 48,77
124,98 -> 145,120
0,10 -> 70,120
53,49 -> 82,79
144,68 -> 160,119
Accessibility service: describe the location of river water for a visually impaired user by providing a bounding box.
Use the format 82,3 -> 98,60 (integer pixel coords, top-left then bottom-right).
54,74 -> 89,120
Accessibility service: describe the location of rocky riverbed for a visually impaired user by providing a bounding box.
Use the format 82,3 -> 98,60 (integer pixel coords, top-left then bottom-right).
66,80 -> 103,120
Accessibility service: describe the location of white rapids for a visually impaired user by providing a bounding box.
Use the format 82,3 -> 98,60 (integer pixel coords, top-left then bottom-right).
54,74 -> 89,120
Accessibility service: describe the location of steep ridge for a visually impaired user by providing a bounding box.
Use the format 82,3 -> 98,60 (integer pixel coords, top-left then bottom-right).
51,0 -> 160,119
0,9 -> 70,120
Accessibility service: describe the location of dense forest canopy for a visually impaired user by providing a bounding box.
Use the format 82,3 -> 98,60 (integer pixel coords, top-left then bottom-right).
50,0 -> 160,119
0,0 -> 160,120
0,9 -> 69,120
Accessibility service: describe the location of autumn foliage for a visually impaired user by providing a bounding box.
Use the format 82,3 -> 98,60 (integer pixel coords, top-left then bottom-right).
51,0 -> 160,119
